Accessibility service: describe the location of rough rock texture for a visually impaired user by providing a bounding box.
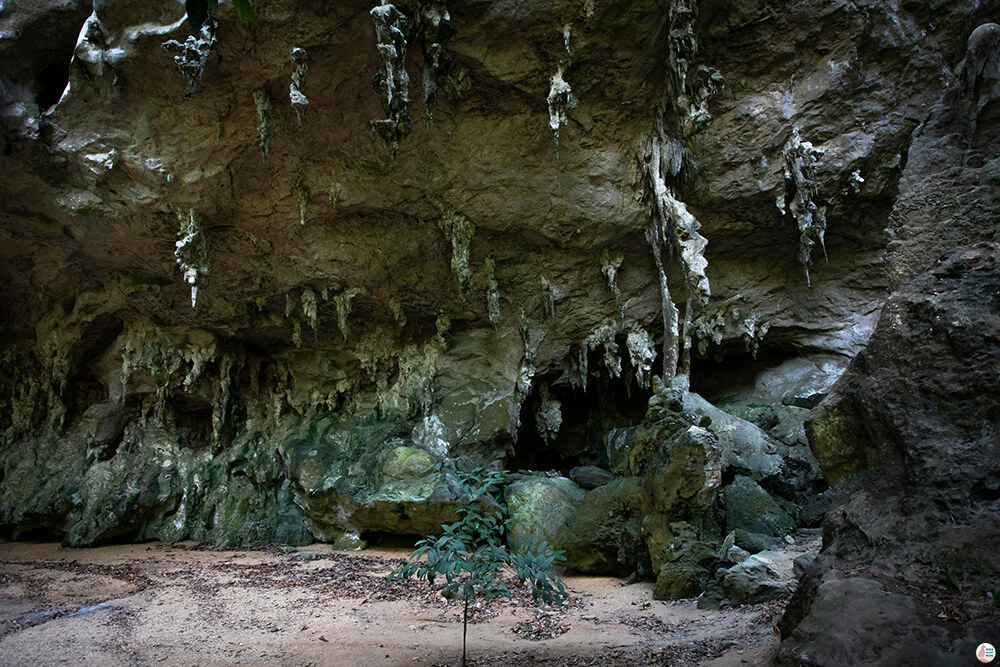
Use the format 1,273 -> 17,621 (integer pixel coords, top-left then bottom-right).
777,573 -> 993,667
503,474 -> 585,550
807,243 -> 1000,578
556,476 -> 646,576
713,550 -> 792,605
777,10 -> 1000,650
720,475 -> 795,538
782,245 -> 1000,663
1,0 -> 998,559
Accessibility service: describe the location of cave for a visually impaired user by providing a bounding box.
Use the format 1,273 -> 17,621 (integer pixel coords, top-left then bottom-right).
509,350 -> 653,475
0,0 -> 998,663
35,57 -> 72,111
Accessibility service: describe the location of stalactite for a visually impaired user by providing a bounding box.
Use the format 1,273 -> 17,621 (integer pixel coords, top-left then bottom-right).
600,249 -> 625,319
289,47 -> 309,126
666,0 -> 723,136
301,286 -> 319,332
586,322 -> 622,379
438,211 -> 475,294
641,120 -> 712,382
485,257 -> 502,332
626,327 -> 657,390
420,0 -> 454,117
534,384 -> 562,444
334,288 -> 362,342
541,276 -> 555,320
547,66 -> 576,158
370,1 -> 411,154
174,209 -> 209,309
161,24 -> 216,97
645,221 -> 679,380
298,183 -> 311,226
783,128 -> 827,286
388,297 -> 407,327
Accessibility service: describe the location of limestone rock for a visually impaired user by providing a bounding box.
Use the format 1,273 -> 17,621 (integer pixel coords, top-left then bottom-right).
504,475 -> 585,552
720,475 -> 795,537
732,529 -> 784,555
684,392 -> 783,480
786,247 -> 1000,663
776,574 -> 978,666
715,550 -> 792,605
650,522 -> 719,600
568,465 -> 613,490
0,0 -> 996,571
557,477 -> 648,577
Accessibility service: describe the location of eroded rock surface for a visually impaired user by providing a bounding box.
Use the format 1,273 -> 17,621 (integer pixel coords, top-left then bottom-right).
0,0 -> 997,576
783,244 -> 1000,663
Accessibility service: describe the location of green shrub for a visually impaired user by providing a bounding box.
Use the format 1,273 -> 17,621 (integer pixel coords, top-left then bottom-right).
389,465 -> 567,666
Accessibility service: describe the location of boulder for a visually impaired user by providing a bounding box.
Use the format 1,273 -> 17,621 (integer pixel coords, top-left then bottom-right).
651,522 -> 719,599
504,476 -> 586,551
806,245 -> 1000,574
716,550 -> 792,605
733,528 -> 784,555
776,574 -> 983,666
786,245 -> 1000,659
684,392 -> 784,480
720,476 -> 795,537
557,477 -> 648,577
568,465 -> 614,490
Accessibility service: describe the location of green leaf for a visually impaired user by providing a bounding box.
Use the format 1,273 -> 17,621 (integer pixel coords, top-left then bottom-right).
232,0 -> 258,23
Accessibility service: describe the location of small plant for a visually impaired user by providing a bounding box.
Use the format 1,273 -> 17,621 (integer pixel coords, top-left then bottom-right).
389,465 -> 567,666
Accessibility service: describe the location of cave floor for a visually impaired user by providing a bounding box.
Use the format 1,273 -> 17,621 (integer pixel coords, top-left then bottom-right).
0,539 -> 804,666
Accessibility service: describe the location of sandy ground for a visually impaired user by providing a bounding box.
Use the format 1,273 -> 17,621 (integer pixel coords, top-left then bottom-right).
0,537 -> 817,666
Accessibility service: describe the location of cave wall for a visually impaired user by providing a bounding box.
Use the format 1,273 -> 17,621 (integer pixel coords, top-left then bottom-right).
1,0 -> 996,546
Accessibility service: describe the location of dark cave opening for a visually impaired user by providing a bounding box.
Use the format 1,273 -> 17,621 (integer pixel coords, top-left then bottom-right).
36,57 -> 72,111
510,342 -> 653,475
362,532 -> 423,549
689,345 -> 802,405
7,524 -> 65,543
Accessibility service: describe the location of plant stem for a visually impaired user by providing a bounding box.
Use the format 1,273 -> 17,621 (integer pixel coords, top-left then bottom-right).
463,591 -> 469,667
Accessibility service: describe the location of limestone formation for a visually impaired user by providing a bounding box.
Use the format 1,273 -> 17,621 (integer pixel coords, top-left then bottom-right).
174,209 -> 208,308
289,47 -> 309,126
0,7 -> 996,649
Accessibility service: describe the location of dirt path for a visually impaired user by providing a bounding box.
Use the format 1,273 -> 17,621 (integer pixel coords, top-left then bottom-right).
0,539 -> 812,666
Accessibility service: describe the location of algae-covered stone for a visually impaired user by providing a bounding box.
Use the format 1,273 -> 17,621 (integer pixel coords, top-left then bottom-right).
641,426 -> 722,521
505,476 -> 585,551
733,528 -> 784,554
721,476 -> 795,537
557,477 -> 647,576
605,427 -> 637,477
648,522 -> 719,599
377,446 -> 438,500
654,561 -> 711,599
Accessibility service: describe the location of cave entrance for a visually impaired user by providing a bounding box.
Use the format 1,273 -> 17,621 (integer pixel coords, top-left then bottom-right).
689,338 -> 847,410
510,343 -> 654,475
362,532 -> 423,549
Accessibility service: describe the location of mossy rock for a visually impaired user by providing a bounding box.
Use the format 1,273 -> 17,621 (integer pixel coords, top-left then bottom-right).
558,476 -> 648,576
654,561 -> 712,599
721,476 -> 795,537
505,476 -> 585,552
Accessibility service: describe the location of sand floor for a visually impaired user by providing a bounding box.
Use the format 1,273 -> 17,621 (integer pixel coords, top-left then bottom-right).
0,538 -> 814,666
